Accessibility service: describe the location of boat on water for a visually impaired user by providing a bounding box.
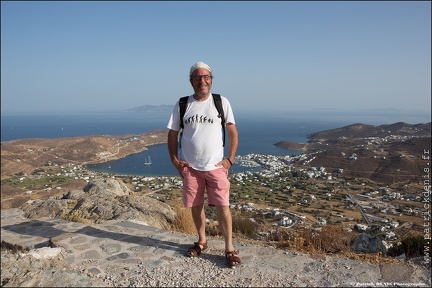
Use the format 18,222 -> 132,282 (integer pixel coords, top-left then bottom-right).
144,156 -> 152,165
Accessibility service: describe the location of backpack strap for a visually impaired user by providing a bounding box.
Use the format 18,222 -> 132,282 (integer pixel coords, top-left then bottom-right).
212,93 -> 226,147
178,96 -> 189,149
179,96 -> 189,130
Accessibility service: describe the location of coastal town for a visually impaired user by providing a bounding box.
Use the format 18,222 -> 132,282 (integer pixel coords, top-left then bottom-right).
3,149 -> 428,255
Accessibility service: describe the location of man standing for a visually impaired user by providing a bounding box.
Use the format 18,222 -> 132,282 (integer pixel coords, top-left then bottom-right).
167,61 -> 241,267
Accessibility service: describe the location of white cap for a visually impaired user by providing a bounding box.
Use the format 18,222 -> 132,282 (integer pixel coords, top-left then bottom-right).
189,61 -> 212,77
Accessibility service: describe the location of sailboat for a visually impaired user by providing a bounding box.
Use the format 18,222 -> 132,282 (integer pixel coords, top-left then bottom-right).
144,155 -> 152,165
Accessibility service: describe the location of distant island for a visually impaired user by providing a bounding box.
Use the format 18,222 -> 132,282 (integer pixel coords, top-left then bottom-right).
124,104 -> 173,113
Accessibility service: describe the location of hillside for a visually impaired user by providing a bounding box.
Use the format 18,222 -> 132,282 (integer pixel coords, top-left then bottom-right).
276,122 -> 431,184
1,130 -> 168,179
307,122 -> 430,140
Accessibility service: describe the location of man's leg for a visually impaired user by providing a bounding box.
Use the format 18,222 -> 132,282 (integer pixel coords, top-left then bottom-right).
206,168 -> 240,265
191,203 -> 207,245
182,167 -> 206,248
216,205 -> 240,265
215,206 -> 233,246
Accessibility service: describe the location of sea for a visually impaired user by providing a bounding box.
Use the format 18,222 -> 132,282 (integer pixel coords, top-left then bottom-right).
2,109 -> 430,177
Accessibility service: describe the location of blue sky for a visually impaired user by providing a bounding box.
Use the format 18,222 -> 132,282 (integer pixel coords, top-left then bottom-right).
1,1 -> 431,115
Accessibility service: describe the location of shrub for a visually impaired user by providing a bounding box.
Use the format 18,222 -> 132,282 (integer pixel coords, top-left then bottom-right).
277,225 -> 356,254
387,234 -> 429,258
62,210 -> 90,224
232,215 -> 258,238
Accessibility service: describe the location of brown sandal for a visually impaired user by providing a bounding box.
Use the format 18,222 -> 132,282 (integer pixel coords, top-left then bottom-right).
187,241 -> 208,257
225,250 -> 241,267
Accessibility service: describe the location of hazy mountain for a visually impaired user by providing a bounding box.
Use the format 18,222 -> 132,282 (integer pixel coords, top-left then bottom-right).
125,105 -> 173,112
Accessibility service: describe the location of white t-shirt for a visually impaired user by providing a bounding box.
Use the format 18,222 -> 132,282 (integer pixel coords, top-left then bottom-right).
167,94 -> 235,171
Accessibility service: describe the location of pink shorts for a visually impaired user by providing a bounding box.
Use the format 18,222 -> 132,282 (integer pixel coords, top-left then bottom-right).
181,166 -> 230,207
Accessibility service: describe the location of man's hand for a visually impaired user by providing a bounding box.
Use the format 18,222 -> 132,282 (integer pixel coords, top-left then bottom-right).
173,159 -> 190,173
216,158 -> 232,169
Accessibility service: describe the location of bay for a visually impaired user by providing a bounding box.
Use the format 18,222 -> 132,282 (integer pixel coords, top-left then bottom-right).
2,110 -> 429,177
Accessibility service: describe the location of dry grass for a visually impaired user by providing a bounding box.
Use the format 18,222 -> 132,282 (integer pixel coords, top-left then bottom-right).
169,199 -> 196,235
168,201 -> 259,239
232,215 -> 258,238
293,225 -> 356,254
165,203 -> 401,265
61,210 -> 92,224
271,225 -> 399,264
274,225 -> 356,255
343,251 -> 399,264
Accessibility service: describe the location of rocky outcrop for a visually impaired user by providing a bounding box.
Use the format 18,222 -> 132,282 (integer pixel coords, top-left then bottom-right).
20,178 -> 176,229
352,233 -> 387,254
83,178 -> 131,196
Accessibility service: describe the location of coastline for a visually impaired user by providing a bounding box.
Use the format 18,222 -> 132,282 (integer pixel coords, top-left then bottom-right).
0,130 -> 168,179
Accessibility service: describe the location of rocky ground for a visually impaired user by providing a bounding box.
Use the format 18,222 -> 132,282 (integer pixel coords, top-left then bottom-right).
1,225 -> 431,287
1,178 -> 431,287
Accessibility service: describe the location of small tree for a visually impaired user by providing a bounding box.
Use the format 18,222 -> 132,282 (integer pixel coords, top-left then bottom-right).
387,235 -> 428,258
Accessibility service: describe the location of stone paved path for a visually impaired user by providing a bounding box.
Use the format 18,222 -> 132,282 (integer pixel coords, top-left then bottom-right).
1,208 -> 431,287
